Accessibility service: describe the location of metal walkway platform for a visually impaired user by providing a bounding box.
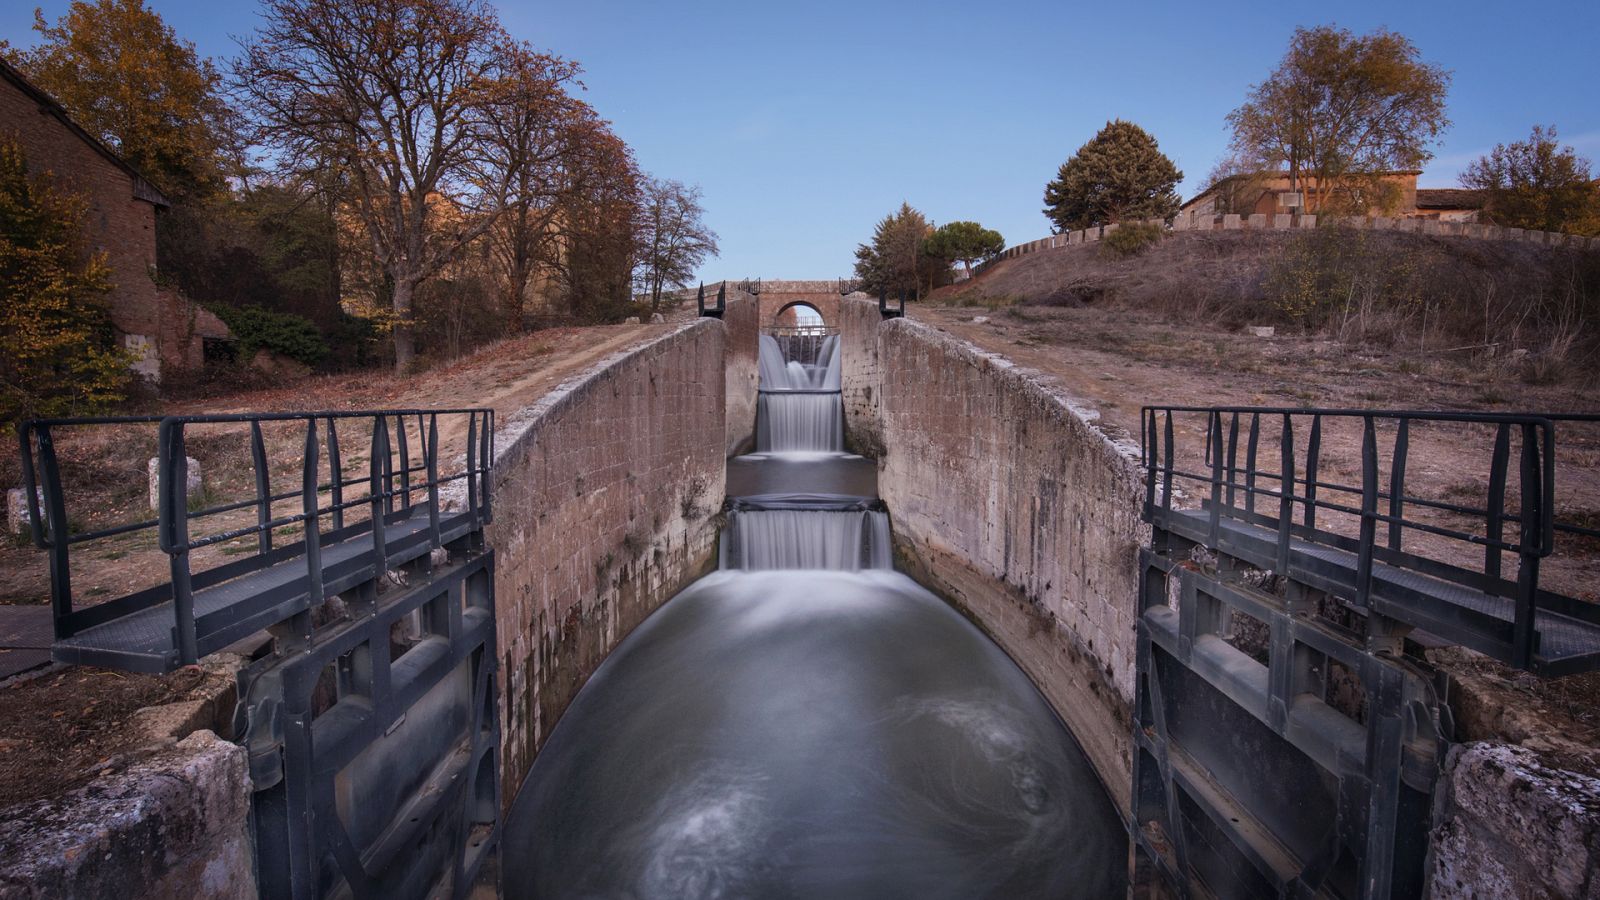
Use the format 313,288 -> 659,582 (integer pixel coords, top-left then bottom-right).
1156,508 -> 1600,676
53,507 -> 477,672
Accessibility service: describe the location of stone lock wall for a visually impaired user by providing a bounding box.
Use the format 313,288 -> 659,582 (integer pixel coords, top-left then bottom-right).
840,297 -> 884,456
842,299 -> 1146,811
722,291 -> 759,454
486,320 -> 728,801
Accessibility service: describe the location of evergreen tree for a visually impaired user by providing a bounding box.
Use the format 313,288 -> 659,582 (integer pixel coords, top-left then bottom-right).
0,136 -> 131,421
924,221 -> 1005,278
853,203 -> 949,300
1042,120 -> 1182,232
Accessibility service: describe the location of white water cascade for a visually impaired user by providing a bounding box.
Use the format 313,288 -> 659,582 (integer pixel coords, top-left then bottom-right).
756,334 -> 844,452
720,500 -> 892,571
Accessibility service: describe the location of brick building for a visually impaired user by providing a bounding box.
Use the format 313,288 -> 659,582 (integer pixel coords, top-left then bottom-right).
0,58 -> 228,382
1182,170 -> 1485,222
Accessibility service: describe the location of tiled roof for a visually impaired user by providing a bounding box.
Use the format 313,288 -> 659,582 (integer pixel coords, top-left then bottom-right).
0,57 -> 170,207
1415,188 -> 1487,210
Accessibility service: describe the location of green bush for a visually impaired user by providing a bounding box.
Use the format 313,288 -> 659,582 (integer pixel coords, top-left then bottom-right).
214,306 -> 329,366
1100,222 -> 1166,258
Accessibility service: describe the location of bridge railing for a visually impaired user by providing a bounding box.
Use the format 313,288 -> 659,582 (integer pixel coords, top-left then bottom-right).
18,407 -> 493,670
1140,405 -> 1600,672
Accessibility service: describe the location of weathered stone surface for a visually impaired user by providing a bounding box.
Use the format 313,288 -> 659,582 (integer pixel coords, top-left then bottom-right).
1222,214 -> 1242,230
6,487 -> 41,536
1427,742 -> 1600,898
840,297 -> 884,456
1246,325 -> 1276,337
147,456 -> 203,512
840,299 -> 1145,815
484,320 -> 725,803
1247,213 -> 1268,229
0,731 -> 255,900
722,292 -> 759,454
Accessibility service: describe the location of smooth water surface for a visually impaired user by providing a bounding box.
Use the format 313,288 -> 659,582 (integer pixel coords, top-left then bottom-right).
501,570 -> 1127,899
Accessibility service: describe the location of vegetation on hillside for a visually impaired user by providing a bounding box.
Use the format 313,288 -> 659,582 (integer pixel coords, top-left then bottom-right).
941,228 -> 1600,384
1462,126 -> 1600,236
1042,120 -> 1182,231
2,0 -> 718,389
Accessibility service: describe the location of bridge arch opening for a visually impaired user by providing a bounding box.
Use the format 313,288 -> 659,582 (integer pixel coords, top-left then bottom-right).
772,301 -> 828,334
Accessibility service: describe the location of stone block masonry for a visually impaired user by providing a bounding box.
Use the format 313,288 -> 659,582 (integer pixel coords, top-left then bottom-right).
722,292 -> 759,454
840,298 -> 884,456
843,299 -> 1146,811
485,319 -> 727,802
0,731 -> 255,899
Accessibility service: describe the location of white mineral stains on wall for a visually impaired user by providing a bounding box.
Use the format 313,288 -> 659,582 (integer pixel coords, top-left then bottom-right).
485,319 -> 727,803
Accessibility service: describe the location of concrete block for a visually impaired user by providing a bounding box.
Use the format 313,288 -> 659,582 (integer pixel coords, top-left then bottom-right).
1298,214 -> 1317,229
1428,743 -> 1600,899
1170,213 -> 1191,232
7,487 -> 42,535
1222,214 -> 1242,230
1463,224 -> 1486,238
1506,228 -> 1526,241
1421,220 -> 1444,236
1273,214 -> 1292,229
1083,227 -> 1100,243
1247,213 -> 1268,229
1370,216 -> 1394,230
148,456 -> 203,512
1102,223 -> 1120,237
1246,326 -> 1276,337
1442,222 -> 1465,237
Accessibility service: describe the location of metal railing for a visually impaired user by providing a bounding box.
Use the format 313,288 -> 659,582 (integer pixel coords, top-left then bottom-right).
878,290 -> 906,319
1140,406 -> 1600,669
18,408 -> 493,666
696,281 -> 726,319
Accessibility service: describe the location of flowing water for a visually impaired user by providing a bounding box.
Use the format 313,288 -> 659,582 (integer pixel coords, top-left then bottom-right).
502,333 -> 1126,898
756,334 -> 844,453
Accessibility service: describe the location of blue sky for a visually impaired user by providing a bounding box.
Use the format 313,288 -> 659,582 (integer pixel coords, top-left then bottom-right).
8,0 -> 1600,280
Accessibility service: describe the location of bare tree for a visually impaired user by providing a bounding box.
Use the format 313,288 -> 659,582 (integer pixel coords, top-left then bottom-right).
480,43 -> 593,331
234,0 -> 520,371
1226,25 -> 1450,214
636,178 -> 719,313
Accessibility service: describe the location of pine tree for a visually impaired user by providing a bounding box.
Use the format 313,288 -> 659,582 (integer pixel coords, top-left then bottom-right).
853,203 -> 949,300
0,136 -> 131,422
924,221 -> 1005,278
1042,121 -> 1182,232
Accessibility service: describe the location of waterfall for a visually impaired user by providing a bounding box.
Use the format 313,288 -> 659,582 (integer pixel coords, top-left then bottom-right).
757,333 -> 843,452
720,497 -> 891,571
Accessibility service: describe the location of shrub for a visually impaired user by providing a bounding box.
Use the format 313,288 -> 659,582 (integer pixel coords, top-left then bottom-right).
1101,222 -> 1166,258
214,305 -> 329,366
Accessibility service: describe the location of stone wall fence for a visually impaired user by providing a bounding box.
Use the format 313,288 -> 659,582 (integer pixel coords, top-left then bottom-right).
975,213 -> 1600,276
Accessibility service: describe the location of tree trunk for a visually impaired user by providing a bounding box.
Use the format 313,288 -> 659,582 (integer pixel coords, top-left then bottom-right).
393,278 -> 416,374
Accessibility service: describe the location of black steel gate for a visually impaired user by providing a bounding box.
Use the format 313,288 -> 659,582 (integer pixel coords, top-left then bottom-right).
19,408 -> 499,899
1135,406 -> 1600,898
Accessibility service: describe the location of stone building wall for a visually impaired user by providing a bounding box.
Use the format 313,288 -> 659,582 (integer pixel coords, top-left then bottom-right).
0,62 -> 227,381
842,298 -> 1145,811
485,320 -> 727,800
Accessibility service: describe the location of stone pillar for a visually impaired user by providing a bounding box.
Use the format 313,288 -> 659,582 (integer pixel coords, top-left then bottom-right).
149,457 -> 203,512
7,487 -> 42,536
